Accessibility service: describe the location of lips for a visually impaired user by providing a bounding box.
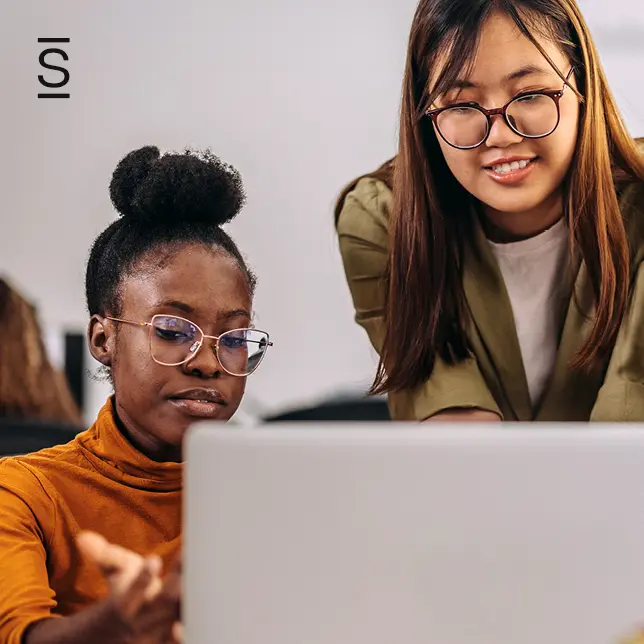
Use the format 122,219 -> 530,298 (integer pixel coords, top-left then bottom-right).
483,155 -> 536,170
168,388 -> 227,419
483,156 -> 539,184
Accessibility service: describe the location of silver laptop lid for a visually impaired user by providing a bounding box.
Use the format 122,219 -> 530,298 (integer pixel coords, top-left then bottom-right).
185,423 -> 644,644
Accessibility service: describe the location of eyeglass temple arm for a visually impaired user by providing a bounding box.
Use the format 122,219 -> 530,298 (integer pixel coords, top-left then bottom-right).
200,332 -> 273,346
105,317 -> 150,327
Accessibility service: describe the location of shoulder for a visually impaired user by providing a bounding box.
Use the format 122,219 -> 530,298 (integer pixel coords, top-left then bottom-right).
0,456 -> 44,494
0,456 -> 56,527
336,177 -> 393,239
619,179 -> 644,264
0,438 -> 85,507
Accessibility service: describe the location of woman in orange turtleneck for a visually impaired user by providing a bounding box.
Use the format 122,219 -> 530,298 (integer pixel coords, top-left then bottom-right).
0,146 -> 271,644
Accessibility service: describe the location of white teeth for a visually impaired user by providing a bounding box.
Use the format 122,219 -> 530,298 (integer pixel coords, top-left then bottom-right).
491,159 -> 531,174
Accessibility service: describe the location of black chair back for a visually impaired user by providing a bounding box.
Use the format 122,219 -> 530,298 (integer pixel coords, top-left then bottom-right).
264,396 -> 390,423
0,417 -> 81,457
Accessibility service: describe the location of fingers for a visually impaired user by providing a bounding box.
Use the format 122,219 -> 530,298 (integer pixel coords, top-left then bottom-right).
77,531 -> 163,612
77,530 -> 141,576
142,555 -> 164,601
77,531 -> 181,639
134,558 -> 181,636
172,621 -> 183,644
76,531 -> 110,564
78,531 -> 142,597
119,556 -> 163,617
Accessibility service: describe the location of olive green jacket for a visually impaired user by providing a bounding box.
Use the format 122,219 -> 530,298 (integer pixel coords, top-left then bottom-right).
336,177 -> 644,421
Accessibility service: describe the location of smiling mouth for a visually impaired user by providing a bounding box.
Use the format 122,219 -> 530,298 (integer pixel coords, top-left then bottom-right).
482,157 -> 539,184
484,157 -> 537,175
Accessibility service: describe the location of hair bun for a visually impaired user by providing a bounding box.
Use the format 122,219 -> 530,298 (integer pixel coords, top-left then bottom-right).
109,146 -> 161,218
109,146 -> 246,226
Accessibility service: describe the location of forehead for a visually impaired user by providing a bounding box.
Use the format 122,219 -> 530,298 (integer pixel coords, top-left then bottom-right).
433,12 -> 568,91
120,244 -> 251,318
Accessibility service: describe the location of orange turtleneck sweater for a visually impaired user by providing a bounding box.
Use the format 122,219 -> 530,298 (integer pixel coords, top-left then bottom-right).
0,398 -> 182,644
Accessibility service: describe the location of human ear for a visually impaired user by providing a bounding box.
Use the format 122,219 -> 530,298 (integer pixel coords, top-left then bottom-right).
87,315 -> 116,367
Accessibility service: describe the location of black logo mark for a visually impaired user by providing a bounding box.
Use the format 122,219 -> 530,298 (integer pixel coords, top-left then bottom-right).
38,38 -> 70,98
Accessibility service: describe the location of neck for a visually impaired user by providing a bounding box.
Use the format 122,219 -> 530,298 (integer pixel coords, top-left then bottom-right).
113,398 -> 182,463
481,192 -> 564,243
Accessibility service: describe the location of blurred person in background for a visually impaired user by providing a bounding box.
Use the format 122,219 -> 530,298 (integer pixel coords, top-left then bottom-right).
336,0 -> 644,422
0,277 -> 82,426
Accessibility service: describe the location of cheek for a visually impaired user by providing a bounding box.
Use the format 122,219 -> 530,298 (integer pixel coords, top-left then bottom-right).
550,98 -> 579,159
112,333 -> 161,399
437,138 -> 480,189
535,99 -> 579,183
228,377 -> 247,412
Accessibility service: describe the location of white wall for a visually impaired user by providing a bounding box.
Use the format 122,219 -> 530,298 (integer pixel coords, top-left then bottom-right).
2,0 -> 643,422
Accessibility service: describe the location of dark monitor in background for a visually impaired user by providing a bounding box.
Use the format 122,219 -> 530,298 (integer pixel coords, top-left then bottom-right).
63,332 -> 85,414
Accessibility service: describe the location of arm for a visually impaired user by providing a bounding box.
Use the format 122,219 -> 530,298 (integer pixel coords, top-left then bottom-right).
336,178 -> 502,421
0,480 -> 136,644
590,261 -> 644,421
24,600 -> 132,644
0,468 -> 65,644
25,533 -> 180,644
0,463 -> 177,644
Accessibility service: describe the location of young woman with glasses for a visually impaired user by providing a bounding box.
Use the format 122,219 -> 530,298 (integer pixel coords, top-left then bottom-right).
0,146 -> 271,643
336,0 -> 644,422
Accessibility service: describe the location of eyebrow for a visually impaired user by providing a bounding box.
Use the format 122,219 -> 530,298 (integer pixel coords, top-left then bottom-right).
155,300 -> 251,321
156,299 -> 194,314
218,308 -> 251,321
448,64 -> 554,92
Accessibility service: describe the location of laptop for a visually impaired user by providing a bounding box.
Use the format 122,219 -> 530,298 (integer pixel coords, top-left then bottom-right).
184,423 -> 644,644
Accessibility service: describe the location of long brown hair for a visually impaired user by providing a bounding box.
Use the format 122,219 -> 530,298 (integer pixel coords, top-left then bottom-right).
374,0 -> 644,394
0,278 -> 82,424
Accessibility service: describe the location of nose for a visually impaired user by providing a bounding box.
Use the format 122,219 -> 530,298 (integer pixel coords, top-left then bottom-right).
485,114 -> 523,148
182,337 -> 222,379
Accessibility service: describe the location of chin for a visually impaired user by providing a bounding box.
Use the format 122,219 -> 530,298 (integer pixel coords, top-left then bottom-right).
161,421 -> 192,446
477,188 -> 553,216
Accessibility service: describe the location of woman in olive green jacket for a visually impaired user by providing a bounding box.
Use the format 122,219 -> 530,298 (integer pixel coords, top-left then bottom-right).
336,0 -> 644,422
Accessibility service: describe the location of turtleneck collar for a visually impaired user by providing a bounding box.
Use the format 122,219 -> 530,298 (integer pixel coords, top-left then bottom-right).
76,398 -> 182,492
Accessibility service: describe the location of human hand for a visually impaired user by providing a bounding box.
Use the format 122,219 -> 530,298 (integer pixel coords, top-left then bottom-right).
77,531 -> 181,644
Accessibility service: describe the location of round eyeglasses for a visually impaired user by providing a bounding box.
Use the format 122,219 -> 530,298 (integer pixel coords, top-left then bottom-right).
106,314 -> 272,377
426,68 -> 575,150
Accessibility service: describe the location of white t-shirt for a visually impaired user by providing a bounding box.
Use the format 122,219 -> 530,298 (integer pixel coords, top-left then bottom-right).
487,218 -> 569,409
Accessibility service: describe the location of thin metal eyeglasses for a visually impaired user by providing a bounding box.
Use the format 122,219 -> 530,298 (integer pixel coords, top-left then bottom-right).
425,68 -> 575,150
106,314 -> 272,377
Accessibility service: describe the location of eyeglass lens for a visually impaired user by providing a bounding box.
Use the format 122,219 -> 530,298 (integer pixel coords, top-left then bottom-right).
149,315 -> 268,375
436,93 -> 559,148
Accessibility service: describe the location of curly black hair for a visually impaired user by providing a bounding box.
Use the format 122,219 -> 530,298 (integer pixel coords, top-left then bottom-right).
86,146 -> 256,317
